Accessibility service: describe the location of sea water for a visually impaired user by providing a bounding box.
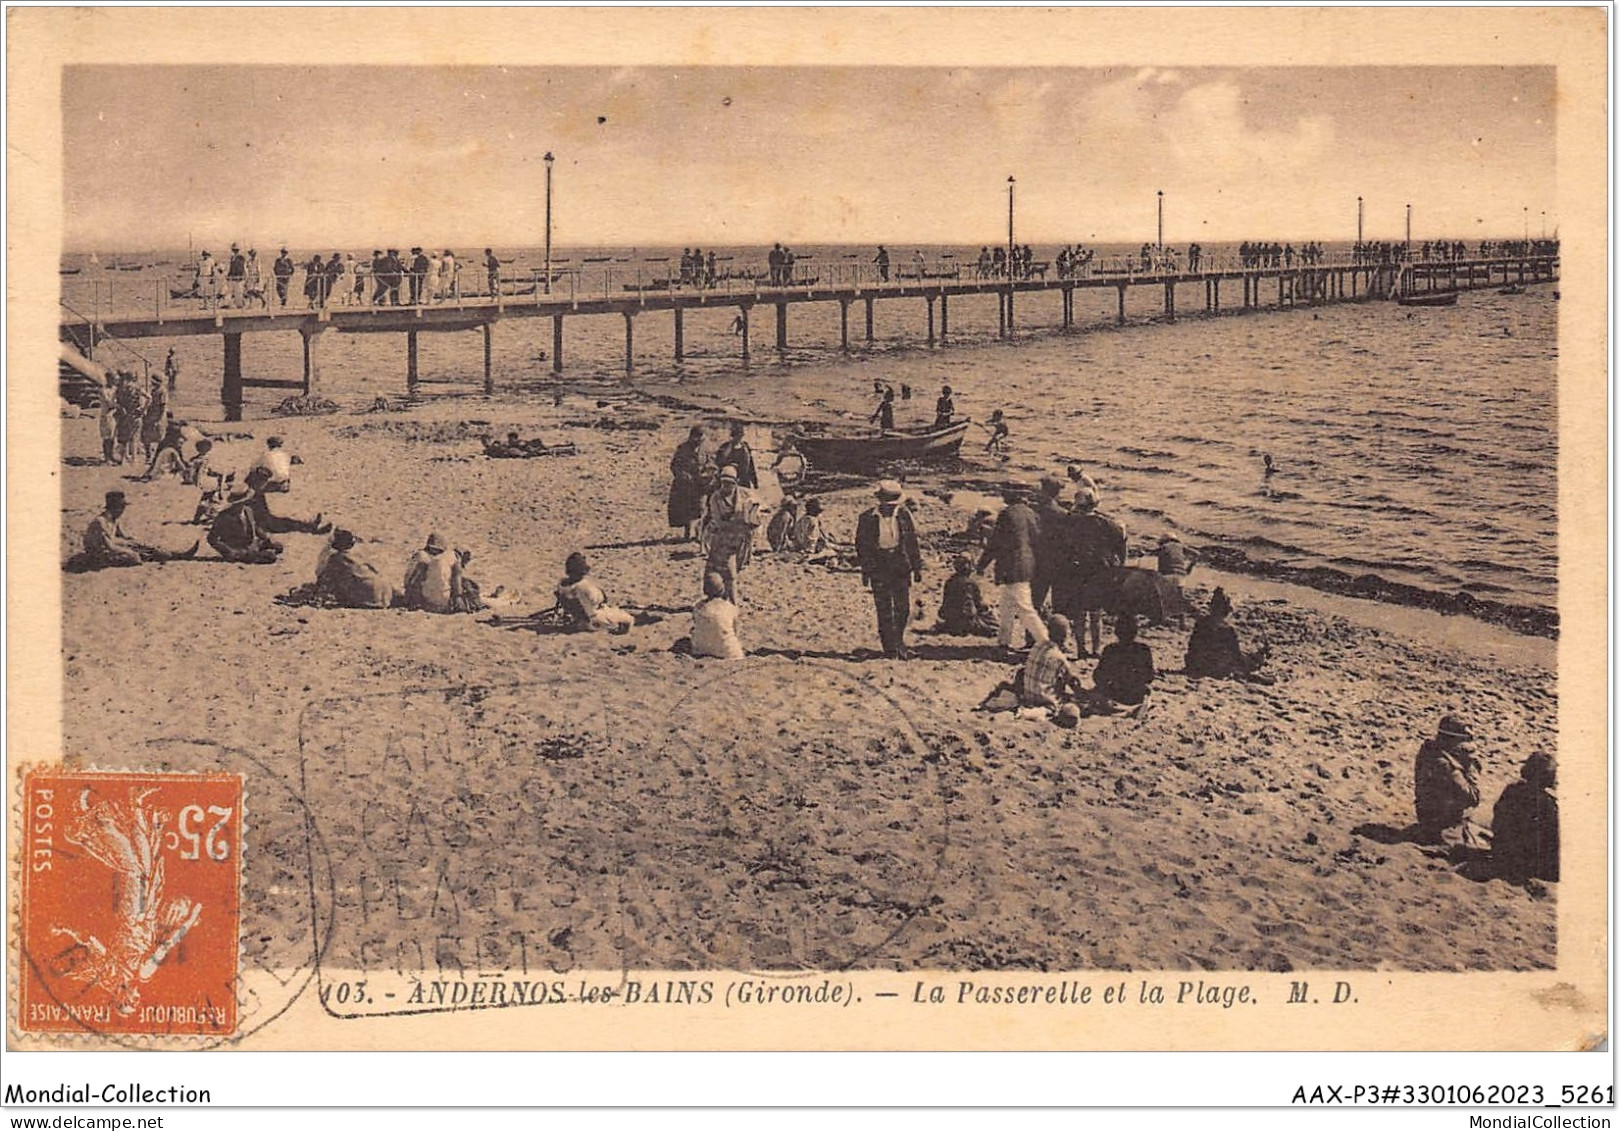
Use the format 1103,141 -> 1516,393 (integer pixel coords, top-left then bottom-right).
61,245 -> 1557,624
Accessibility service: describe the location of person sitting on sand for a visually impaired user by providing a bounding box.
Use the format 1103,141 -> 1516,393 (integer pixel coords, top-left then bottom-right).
1067,463 -> 1100,507
207,481 -> 282,564
485,431 -> 536,458
250,436 -> 294,493
1018,614 -> 1083,709
242,467 -> 329,538
1413,714 -> 1482,846
691,571 -> 745,659
555,552 -> 635,633
403,532 -> 468,613
454,547 -> 487,612
1082,613 -> 1156,713
701,465 -> 760,603
1490,752 -> 1559,884
72,490 -> 199,570
1183,587 -> 1271,683
936,555 -> 997,637
792,497 -> 834,559
1156,532 -> 1199,576
766,496 -> 804,553
314,528 -> 394,609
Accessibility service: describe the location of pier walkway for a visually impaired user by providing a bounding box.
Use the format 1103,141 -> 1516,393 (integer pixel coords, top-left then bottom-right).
60,253 -> 1559,420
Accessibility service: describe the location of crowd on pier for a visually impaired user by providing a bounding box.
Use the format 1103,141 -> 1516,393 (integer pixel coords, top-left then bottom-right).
177,244 -> 514,310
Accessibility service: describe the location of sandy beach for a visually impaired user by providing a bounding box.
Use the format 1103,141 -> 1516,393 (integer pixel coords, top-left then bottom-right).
58,388 -> 1557,975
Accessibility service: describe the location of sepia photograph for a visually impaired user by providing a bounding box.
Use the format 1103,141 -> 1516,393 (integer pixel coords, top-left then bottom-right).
4,4 -> 1610,1108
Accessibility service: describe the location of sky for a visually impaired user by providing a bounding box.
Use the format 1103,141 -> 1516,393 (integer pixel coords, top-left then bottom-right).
63,65 -> 1557,252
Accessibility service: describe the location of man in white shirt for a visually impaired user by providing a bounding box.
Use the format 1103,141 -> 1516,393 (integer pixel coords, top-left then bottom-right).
250,435 -> 294,493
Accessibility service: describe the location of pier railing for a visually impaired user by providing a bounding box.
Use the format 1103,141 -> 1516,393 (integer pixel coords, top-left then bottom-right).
63,247 -> 1560,324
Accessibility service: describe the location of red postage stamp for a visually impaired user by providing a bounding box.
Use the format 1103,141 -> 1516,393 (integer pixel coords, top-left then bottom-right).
17,769 -> 243,1038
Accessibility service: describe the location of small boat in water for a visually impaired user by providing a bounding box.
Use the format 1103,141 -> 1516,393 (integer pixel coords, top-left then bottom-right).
1499,284 -> 1526,296
791,420 -> 972,471
59,267 -> 81,275
1396,291 -> 1459,307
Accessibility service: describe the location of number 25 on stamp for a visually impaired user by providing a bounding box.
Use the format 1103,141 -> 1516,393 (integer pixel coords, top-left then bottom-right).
18,769 -> 243,1038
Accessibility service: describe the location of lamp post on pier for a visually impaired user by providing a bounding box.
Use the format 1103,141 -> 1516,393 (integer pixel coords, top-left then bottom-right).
1523,206 -> 1529,243
1405,203 -> 1411,250
1007,175 -> 1016,276
1357,196 -> 1363,245
1157,189 -> 1164,250
543,151 -> 555,295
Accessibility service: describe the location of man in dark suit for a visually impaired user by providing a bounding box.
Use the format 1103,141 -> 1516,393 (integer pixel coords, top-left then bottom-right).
855,479 -> 923,660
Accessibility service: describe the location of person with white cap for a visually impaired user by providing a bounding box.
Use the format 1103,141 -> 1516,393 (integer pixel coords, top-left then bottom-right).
701,464 -> 761,602
855,479 -> 923,659
1413,714 -> 1482,845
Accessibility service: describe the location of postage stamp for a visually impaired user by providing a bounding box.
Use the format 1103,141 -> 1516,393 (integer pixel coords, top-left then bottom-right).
16,769 -> 243,1039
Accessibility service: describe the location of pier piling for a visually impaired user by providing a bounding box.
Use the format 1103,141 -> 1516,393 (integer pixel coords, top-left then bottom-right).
222,332 -> 243,421
300,326 -> 323,397
406,331 -> 419,398
673,307 -> 685,363
775,303 -> 788,352
864,297 -> 874,344
940,293 -> 949,341
482,323 -> 493,396
623,312 -> 635,375
926,296 -> 936,346
552,315 -> 564,374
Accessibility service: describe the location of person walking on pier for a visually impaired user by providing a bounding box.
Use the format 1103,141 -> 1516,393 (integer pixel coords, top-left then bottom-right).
442,250 -> 459,300
874,245 -> 890,283
484,248 -> 501,298
369,250 -> 387,305
272,248 -> 295,307
977,247 -> 992,279
226,244 -> 246,308
244,249 -> 267,308
304,253 -> 327,308
705,250 -> 717,288
856,480 -> 924,660
410,247 -> 430,305
382,249 -> 405,305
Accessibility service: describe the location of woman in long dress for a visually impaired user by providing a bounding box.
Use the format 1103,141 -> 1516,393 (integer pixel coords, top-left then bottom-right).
667,425 -> 714,541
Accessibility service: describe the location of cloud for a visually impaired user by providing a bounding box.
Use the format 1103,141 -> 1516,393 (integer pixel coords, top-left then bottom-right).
1162,80 -> 1333,174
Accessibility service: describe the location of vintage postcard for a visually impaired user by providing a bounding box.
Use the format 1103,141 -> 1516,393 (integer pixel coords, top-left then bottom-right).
4,5 -> 1608,1077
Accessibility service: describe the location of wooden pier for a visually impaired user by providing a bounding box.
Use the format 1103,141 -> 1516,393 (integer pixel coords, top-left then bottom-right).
60,255 -> 1559,420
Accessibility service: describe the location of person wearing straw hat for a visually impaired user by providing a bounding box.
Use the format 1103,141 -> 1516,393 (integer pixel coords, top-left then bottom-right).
207,479 -> 282,564
855,479 -> 923,659
1414,714 -> 1482,846
314,528 -> 394,609
700,464 -> 761,603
